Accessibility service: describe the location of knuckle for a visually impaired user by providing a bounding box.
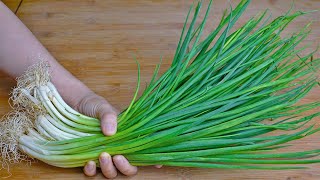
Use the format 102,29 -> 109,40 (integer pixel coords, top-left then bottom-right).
75,92 -> 120,119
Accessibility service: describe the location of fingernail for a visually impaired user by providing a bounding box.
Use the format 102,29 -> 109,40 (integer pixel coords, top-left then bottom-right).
106,123 -> 115,134
102,114 -> 117,136
87,161 -> 95,171
100,152 -> 110,164
116,155 -> 125,163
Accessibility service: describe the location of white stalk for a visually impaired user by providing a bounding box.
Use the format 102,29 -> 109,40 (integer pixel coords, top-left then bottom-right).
45,115 -> 94,137
37,115 -> 78,140
27,128 -> 47,141
46,87 -> 99,126
20,88 -> 40,105
19,135 -> 51,155
35,87 -> 59,120
34,119 -> 54,140
37,86 -> 100,132
47,82 -> 99,121
37,87 -> 77,128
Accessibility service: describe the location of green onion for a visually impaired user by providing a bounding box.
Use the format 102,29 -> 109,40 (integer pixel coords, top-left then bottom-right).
1,0 -> 320,170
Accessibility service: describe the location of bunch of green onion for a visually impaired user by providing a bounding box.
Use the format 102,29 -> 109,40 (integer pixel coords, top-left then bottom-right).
2,0 -> 320,170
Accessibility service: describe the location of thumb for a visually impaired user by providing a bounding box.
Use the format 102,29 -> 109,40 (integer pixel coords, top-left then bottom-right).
98,105 -> 118,136
75,92 -> 119,136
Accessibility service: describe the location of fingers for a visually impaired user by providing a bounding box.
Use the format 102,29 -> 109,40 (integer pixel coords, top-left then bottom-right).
155,165 -> 163,168
113,155 -> 138,176
99,152 -> 118,179
84,153 -> 140,178
83,161 -> 96,177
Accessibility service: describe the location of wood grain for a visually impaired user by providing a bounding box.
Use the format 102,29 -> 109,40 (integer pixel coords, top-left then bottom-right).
2,0 -> 22,13
0,0 -> 319,179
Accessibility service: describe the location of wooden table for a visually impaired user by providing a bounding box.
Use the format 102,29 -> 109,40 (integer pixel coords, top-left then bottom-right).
1,0 -> 319,179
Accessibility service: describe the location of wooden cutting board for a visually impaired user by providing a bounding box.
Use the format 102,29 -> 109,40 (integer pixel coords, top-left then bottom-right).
1,0 -> 319,179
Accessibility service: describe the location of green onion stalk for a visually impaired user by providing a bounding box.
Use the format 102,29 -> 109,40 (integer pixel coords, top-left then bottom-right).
1,0 -> 320,170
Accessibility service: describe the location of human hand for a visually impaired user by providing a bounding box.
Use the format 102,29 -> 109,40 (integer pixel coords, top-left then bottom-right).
74,92 -> 138,178
0,1 -> 146,177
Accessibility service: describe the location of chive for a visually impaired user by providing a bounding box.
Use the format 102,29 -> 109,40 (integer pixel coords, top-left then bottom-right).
2,0 -> 320,170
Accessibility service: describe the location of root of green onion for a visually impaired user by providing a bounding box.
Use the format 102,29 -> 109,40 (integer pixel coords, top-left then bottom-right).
1,0 -> 320,172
